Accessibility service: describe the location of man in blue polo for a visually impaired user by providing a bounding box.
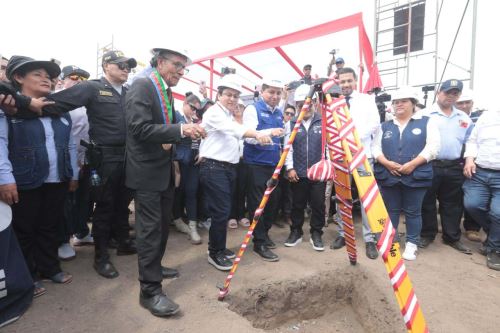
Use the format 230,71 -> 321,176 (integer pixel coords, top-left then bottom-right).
420,79 -> 473,253
243,78 -> 285,261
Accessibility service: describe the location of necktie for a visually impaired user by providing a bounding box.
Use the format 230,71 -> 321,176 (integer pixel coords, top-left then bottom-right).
345,95 -> 351,108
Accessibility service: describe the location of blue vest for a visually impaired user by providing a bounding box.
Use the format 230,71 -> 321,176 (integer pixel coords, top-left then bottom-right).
7,115 -> 73,190
290,113 -> 324,178
243,100 -> 283,166
374,116 -> 433,187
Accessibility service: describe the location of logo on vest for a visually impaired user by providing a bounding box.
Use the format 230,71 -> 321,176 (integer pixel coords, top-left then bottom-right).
260,113 -> 270,118
60,118 -> 70,126
383,131 -> 393,139
412,128 -> 422,135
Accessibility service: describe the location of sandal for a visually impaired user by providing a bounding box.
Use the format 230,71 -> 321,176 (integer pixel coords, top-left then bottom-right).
43,271 -> 73,284
228,219 -> 238,229
33,281 -> 46,298
238,218 -> 251,227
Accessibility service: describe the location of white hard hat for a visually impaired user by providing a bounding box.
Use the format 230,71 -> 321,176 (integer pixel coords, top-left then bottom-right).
392,86 -> 419,103
261,78 -> 284,89
457,89 -> 473,102
217,74 -> 242,93
294,84 -> 312,102
151,48 -> 192,65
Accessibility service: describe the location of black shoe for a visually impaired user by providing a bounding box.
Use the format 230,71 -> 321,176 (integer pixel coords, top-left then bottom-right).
310,233 -> 324,251
487,251 -> 500,271
222,248 -> 236,259
284,230 -> 302,247
116,240 -> 137,256
161,266 -> 179,279
93,260 -> 119,279
418,237 -> 433,248
365,242 -> 378,259
330,236 -> 346,250
139,292 -> 180,317
208,252 -> 233,271
444,240 -> 472,255
253,244 -> 279,262
265,235 -> 277,249
479,243 -> 487,256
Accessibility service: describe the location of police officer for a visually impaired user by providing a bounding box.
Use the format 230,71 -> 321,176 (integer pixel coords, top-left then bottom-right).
4,51 -> 138,278
420,79 -> 473,254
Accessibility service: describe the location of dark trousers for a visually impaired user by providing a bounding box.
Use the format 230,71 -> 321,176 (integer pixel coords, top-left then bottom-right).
279,169 -> 292,217
463,210 -> 481,232
290,178 -> 326,235
175,161 -> 199,221
12,183 -> 67,278
380,184 -> 428,245
246,164 -> 281,246
421,164 -> 465,243
200,160 -> 236,255
92,160 -> 133,261
134,187 -> 173,296
231,161 -> 247,220
58,166 -> 93,243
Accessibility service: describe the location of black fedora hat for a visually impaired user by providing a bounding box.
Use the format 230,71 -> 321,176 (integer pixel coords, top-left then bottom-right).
6,55 -> 61,81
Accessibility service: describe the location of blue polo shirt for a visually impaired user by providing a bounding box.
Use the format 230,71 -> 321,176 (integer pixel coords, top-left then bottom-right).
423,104 -> 472,160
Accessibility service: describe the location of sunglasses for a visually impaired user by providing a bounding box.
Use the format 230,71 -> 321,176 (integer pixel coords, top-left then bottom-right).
285,112 -> 295,116
188,104 -> 200,112
116,62 -> 131,72
67,75 -> 88,81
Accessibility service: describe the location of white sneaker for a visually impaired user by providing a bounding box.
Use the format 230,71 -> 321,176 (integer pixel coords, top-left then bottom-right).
402,242 -> 418,261
174,218 -> 191,234
188,221 -> 202,245
58,243 -> 76,260
72,234 -> 94,246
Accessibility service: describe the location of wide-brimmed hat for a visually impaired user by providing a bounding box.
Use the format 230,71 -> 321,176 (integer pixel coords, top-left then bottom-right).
6,55 -> 61,81
151,48 -> 192,65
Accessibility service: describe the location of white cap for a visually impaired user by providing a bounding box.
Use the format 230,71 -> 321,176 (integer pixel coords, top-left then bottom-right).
217,74 -> 242,93
294,84 -> 312,102
457,89 -> 473,102
261,78 -> 284,89
391,86 -> 419,103
151,48 -> 192,65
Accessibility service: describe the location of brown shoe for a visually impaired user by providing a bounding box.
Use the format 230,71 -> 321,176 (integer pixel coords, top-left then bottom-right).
465,230 -> 482,242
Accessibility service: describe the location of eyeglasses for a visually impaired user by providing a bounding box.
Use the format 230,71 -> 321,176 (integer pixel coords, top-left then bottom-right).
188,104 -> 200,112
222,92 -> 240,99
161,57 -> 189,74
285,112 -> 295,116
67,75 -> 88,81
116,62 -> 131,72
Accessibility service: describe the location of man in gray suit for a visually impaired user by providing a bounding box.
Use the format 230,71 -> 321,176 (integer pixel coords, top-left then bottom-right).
125,47 -> 205,317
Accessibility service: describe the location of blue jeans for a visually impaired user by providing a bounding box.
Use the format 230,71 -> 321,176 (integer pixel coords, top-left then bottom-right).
380,183 -> 428,245
463,167 -> 500,252
200,160 -> 236,255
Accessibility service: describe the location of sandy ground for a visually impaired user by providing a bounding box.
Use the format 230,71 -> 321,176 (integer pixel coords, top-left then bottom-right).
3,210 -> 500,333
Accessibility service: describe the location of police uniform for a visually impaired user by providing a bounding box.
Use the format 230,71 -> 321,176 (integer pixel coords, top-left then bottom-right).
12,75 -> 136,272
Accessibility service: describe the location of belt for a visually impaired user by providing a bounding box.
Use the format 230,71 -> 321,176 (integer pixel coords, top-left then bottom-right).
202,158 -> 236,168
432,159 -> 462,168
97,145 -> 126,155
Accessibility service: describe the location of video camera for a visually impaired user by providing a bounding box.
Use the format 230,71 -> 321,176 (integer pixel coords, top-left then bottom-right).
221,67 -> 236,75
369,88 -> 391,122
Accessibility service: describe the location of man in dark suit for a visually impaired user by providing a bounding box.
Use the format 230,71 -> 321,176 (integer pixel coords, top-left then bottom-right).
125,47 -> 205,317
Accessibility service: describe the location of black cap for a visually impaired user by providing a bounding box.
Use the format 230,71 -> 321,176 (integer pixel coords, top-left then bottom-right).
303,64 -> 312,70
6,55 -> 61,81
60,65 -> 90,80
102,50 -> 137,68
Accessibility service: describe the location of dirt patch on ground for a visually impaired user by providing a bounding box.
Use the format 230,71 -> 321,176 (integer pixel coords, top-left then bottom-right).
4,209 -> 500,333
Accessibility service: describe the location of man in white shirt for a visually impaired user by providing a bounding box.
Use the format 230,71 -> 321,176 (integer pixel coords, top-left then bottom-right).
331,67 -> 380,259
463,109 -> 500,271
199,75 -> 276,271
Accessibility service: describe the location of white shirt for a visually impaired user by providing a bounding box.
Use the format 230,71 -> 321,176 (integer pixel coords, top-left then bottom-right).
69,106 -> 89,165
371,112 -> 440,162
464,110 -> 500,170
199,103 -> 248,164
284,117 -> 313,170
347,91 -> 380,158
242,101 -> 278,145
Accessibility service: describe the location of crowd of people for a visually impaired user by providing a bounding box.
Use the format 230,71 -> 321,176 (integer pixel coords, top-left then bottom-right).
0,48 -> 498,325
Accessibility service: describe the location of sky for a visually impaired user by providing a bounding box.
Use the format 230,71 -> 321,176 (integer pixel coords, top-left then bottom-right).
2,0 -> 497,110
